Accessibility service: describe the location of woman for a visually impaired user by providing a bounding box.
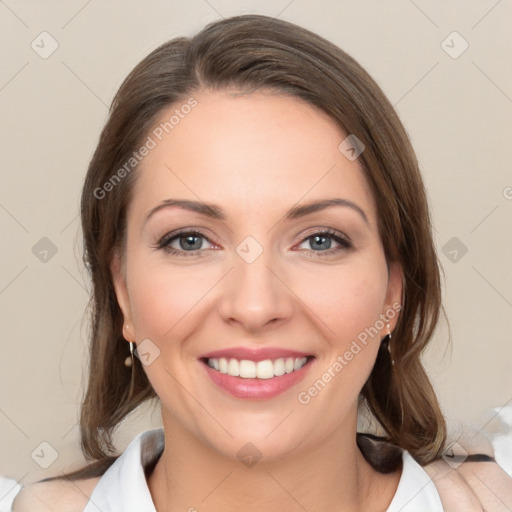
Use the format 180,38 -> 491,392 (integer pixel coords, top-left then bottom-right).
11,14 -> 511,512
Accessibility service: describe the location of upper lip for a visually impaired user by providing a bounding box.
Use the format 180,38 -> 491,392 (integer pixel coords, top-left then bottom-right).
200,347 -> 313,362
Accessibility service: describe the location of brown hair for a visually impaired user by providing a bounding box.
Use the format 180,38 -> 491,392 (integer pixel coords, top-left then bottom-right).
71,14 -> 445,478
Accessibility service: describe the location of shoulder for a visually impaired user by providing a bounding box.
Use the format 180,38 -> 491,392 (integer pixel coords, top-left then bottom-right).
424,459 -> 512,511
12,477 -> 100,512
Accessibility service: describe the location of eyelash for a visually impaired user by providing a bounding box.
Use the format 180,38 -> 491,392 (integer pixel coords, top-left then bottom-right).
155,228 -> 352,257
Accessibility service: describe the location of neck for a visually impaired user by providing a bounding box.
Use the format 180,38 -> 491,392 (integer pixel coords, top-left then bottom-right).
148,413 -> 400,512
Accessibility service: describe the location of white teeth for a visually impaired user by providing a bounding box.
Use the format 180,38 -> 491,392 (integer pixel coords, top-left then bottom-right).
256,360 -> 274,379
239,359 -> 256,378
207,356 -> 309,379
227,358 -> 239,377
273,358 -> 285,376
294,357 -> 306,370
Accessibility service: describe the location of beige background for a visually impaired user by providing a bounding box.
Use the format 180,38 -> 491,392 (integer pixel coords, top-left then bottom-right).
1,0 -> 511,485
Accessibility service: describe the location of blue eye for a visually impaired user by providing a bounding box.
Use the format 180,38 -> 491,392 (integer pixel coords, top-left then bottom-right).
298,230 -> 352,253
157,231 -> 214,255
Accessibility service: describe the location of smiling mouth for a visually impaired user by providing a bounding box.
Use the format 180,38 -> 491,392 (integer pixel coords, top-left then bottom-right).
201,356 -> 315,379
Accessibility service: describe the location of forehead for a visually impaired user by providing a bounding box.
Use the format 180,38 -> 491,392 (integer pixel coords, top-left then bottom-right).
129,89 -> 376,223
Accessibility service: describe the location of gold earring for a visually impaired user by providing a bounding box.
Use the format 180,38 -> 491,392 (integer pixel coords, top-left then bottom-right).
123,323 -> 135,367
124,341 -> 135,367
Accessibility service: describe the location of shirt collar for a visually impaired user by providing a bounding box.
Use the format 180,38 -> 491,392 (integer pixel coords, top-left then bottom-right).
386,451 -> 443,511
84,428 -> 164,512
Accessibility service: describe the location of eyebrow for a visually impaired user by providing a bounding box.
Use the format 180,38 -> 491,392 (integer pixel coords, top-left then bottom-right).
144,197 -> 369,225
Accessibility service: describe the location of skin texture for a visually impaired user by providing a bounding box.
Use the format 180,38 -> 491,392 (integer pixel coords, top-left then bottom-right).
111,89 -> 404,511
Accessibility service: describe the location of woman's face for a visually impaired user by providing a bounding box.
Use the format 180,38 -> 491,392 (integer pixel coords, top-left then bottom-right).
113,89 -> 402,460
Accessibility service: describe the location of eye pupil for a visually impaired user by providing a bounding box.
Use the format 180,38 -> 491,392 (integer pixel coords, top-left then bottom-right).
311,235 -> 332,250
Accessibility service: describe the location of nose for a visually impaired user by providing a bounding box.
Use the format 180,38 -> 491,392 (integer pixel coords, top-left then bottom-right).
217,246 -> 295,334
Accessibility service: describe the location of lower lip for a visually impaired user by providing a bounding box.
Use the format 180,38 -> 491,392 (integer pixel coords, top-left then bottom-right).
201,358 -> 314,399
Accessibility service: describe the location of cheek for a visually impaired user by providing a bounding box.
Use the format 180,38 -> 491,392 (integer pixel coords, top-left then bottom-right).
294,268 -> 388,418
125,254 -> 220,342
293,258 -> 389,348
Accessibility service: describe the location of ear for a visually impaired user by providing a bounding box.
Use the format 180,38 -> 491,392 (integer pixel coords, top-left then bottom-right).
111,251 -> 136,342
383,261 -> 403,332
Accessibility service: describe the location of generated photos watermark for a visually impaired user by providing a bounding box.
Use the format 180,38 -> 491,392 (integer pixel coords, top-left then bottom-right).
93,97 -> 198,200
297,302 -> 401,405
